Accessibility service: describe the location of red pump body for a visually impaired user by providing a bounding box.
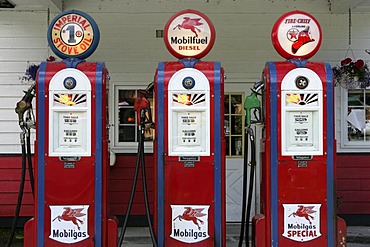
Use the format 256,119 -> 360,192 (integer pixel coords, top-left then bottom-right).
154,60 -> 226,247
253,61 -> 346,247
24,61 -> 117,247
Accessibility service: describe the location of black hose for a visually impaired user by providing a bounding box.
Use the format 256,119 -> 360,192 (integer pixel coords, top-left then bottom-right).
245,131 -> 256,247
117,110 -> 158,247
117,135 -> 142,246
6,135 -> 27,247
238,128 -> 256,247
238,129 -> 249,247
139,127 -> 157,247
26,129 -> 35,196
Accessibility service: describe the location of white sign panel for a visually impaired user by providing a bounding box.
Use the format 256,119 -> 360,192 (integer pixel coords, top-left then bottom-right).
283,204 -> 321,242
49,205 -> 89,244
171,205 -> 210,243
178,112 -> 201,146
288,111 -> 313,147
59,112 -> 84,147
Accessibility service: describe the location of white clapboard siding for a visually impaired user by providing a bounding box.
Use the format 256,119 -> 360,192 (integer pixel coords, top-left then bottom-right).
0,10 -> 49,154
1,1 -> 370,154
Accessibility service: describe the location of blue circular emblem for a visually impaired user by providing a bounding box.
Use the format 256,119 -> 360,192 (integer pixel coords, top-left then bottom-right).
63,77 -> 77,90
182,76 -> 195,90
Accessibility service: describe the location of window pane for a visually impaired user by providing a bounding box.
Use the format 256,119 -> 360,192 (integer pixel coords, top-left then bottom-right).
116,88 -> 155,144
224,95 -> 230,114
224,116 -> 230,135
119,108 -> 135,124
346,89 -> 369,143
231,95 -> 242,114
119,90 -> 136,106
224,92 -> 244,157
119,126 -> 136,142
348,90 -> 363,106
231,136 -> 243,156
225,136 -> 230,156
231,116 -> 243,135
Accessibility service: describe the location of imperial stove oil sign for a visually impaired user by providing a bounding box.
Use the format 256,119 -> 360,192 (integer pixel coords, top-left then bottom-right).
49,205 -> 89,244
283,204 -> 321,242
171,205 -> 210,243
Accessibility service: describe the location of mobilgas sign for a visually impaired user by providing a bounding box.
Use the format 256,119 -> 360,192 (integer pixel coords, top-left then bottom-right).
271,10 -> 322,59
47,10 -> 100,59
164,9 -> 215,59
283,204 -> 322,242
49,205 -> 89,244
171,205 -> 210,243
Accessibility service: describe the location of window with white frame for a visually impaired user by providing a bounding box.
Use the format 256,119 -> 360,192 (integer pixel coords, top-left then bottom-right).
111,85 -> 154,152
340,87 -> 370,149
224,93 -> 245,157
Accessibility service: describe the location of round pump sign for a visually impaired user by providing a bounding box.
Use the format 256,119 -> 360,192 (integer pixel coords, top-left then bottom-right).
164,9 -> 216,59
47,10 -> 100,59
271,10 -> 322,59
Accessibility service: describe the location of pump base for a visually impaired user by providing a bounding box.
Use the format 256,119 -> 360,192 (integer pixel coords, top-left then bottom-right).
337,217 -> 347,246
24,217 -> 118,246
108,217 -> 119,247
252,214 -> 347,247
24,218 -> 35,247
252,214 -> 265,247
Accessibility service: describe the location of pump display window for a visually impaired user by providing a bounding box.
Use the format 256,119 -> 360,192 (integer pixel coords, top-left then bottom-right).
224,93 -> 244,157
340,87 -> 370,150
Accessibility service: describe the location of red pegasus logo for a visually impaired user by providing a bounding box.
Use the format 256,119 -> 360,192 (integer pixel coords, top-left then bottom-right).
288,205 -> 316,224
173,17 -> 203,37
52,207 -> 86,230
173,207 -> 206,230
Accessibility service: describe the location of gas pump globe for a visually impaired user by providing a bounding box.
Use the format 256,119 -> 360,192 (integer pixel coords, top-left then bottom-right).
251,10 -> 346,247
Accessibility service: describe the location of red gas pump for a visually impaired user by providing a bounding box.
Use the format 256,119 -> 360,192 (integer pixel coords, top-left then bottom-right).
23,10 -> 117,247
154,10 -> 226,247
252,11 -> 346,246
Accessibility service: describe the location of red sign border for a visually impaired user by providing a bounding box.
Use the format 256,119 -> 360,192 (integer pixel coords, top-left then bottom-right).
271,10 -> 322,60
163,9 -> 216,59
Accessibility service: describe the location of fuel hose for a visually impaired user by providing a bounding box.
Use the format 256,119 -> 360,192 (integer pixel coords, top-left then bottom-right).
238,127 -> 256,247
6,131 -> 27,247
117,108 -> 157,247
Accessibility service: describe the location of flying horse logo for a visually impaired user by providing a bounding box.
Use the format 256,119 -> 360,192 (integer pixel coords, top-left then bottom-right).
173,207 -> 206,230
173,17 -> 203,37
288,205 -> 316,224
53,207 -> 86,230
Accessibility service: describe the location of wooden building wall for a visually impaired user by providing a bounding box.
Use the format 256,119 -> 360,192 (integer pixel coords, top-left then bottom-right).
337,154 -> 370,225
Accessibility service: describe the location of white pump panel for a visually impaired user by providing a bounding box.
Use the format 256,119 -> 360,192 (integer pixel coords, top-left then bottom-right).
48,68 -> 92,157
168,68 -> 210,156
281,68 -> 323,156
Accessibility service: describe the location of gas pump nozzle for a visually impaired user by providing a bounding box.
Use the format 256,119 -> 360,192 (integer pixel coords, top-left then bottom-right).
15,83 -> 36,126
244,81 -> 263,126
134,82 -> 155,130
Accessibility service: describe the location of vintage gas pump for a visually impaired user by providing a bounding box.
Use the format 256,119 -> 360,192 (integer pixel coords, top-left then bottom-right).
252,11 -> 346,246
154,10 -> 226,247
23,10 -> 117,246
